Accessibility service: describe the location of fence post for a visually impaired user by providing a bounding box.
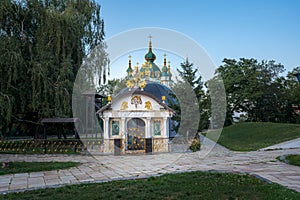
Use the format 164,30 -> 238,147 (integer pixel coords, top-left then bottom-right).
43,125 -> 47,154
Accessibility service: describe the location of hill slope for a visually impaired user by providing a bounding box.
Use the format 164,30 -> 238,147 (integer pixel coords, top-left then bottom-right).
206,122 -> 300,151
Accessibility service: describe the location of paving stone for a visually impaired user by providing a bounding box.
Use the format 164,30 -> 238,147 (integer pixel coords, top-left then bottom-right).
44,174 -> 59,180
10,184 -> 27,190
45,179 -> 61,186
10,178 -> 27,186
0,177 -> 11,185
59,175 -> 76,184
28,177 -> 45,188
13,173 -> 28,178
43,171 -> 58,176
0,186 -> 9,193
29,172 -> 44,178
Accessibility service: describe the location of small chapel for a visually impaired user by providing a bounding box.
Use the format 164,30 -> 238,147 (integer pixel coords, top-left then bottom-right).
96,37 -> 176,154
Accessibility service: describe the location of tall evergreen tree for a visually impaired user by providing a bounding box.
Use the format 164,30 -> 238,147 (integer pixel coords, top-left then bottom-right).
177,58 -> 203,98
171,58 -> 209,139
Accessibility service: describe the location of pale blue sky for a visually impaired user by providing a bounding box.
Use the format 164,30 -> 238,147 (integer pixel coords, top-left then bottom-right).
97,0 -> 300,75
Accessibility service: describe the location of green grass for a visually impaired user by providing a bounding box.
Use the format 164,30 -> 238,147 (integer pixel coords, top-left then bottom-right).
277,155 -> 300,167
1,171 -> 299,199
0,162 -> 80,176
206,122 -> 300,151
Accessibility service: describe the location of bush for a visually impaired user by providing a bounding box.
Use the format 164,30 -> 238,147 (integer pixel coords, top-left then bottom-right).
189,138 -> 201,152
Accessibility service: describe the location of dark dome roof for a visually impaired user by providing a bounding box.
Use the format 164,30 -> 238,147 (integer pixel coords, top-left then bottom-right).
145,50 -> 156,62
117,82 -> 176,106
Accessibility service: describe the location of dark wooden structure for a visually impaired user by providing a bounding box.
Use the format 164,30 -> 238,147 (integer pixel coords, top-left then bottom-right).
82,90 -> 106,137
41,117 -> 80,139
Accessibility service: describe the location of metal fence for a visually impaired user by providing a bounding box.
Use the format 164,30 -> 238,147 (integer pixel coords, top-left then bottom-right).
0,139 -> 85,154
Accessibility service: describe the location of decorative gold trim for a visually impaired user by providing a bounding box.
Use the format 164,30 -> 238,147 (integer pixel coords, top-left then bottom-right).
131,95 -> 142,108
121,101 -> 128,110
145,101 -> 152,110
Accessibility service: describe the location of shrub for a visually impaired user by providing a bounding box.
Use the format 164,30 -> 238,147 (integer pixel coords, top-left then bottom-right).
189,138 -> 201,152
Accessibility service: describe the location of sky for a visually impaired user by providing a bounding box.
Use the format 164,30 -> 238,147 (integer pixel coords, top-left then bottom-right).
96,0 -> 300,78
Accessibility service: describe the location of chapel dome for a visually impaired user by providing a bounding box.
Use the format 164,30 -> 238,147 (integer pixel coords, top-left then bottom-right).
145,51 -> 156,62
161,65 -> 168,76
144,38 -> 156,62
117,82 -> 176,106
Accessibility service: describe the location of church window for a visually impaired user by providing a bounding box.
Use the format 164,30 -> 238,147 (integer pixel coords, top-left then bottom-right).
153,120 -> 162,136
111,120 -> 120,136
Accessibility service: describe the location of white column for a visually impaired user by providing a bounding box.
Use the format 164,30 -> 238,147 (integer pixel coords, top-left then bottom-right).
166,118 -> 170,138
121,118 -> 126,139
103,117 -> 109,139
163,117 -> 168,138
146,117 -> 151,138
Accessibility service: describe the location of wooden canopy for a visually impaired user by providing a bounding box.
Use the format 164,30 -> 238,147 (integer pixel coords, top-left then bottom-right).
41,118 -> 80,124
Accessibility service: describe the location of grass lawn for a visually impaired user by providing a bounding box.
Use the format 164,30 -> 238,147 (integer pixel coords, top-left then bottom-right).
277,155 -> 300,167
0,162 -> 80,176
206,122 -> 300,151
1,171 -> 299,200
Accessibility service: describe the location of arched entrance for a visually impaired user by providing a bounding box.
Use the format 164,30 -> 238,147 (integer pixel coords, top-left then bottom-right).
126,118 -> 145,151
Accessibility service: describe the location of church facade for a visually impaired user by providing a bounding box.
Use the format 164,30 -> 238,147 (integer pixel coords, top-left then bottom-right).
96,38 -> 175,154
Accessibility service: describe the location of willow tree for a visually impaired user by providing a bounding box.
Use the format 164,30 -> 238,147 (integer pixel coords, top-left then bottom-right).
0,0 -> 106,139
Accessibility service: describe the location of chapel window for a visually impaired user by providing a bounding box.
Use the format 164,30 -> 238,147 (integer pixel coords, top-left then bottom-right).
153,120 -> 162,136
111,120 -> 120,136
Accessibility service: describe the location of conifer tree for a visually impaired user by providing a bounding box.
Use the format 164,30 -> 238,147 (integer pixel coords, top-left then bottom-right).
171,58 -> 209,139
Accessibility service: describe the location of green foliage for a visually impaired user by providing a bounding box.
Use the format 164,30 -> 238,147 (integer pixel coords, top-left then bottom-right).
97,78 -> 127,96
0,161 -> 80,176
285,155 -> 300,167
170,58 -> 209,136
207,122 -> 300,151
170,81 -> 199,137
205,75 -> 227,128
0,0 -> 106,138
214,58 -> 297,125
189,137 -> 201,152
277,155 -> 300,167
1,171 -> 300,199
177,58 -> 203,95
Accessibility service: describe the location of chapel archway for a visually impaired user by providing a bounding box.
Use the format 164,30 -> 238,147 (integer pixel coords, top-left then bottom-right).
126,118 -> 145,150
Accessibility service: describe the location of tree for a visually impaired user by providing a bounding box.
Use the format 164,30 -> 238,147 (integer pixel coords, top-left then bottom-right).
0,0 -> 106,139
170,58 -> 208,139
97,78 -> 127,97
283,67 -> 300,123
177,58 -> 203,97
215,58 -> 292,124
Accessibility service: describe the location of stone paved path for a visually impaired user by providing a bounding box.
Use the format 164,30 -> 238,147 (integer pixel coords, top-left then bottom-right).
0,139 -> 299,194
261,138 -> 300,150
